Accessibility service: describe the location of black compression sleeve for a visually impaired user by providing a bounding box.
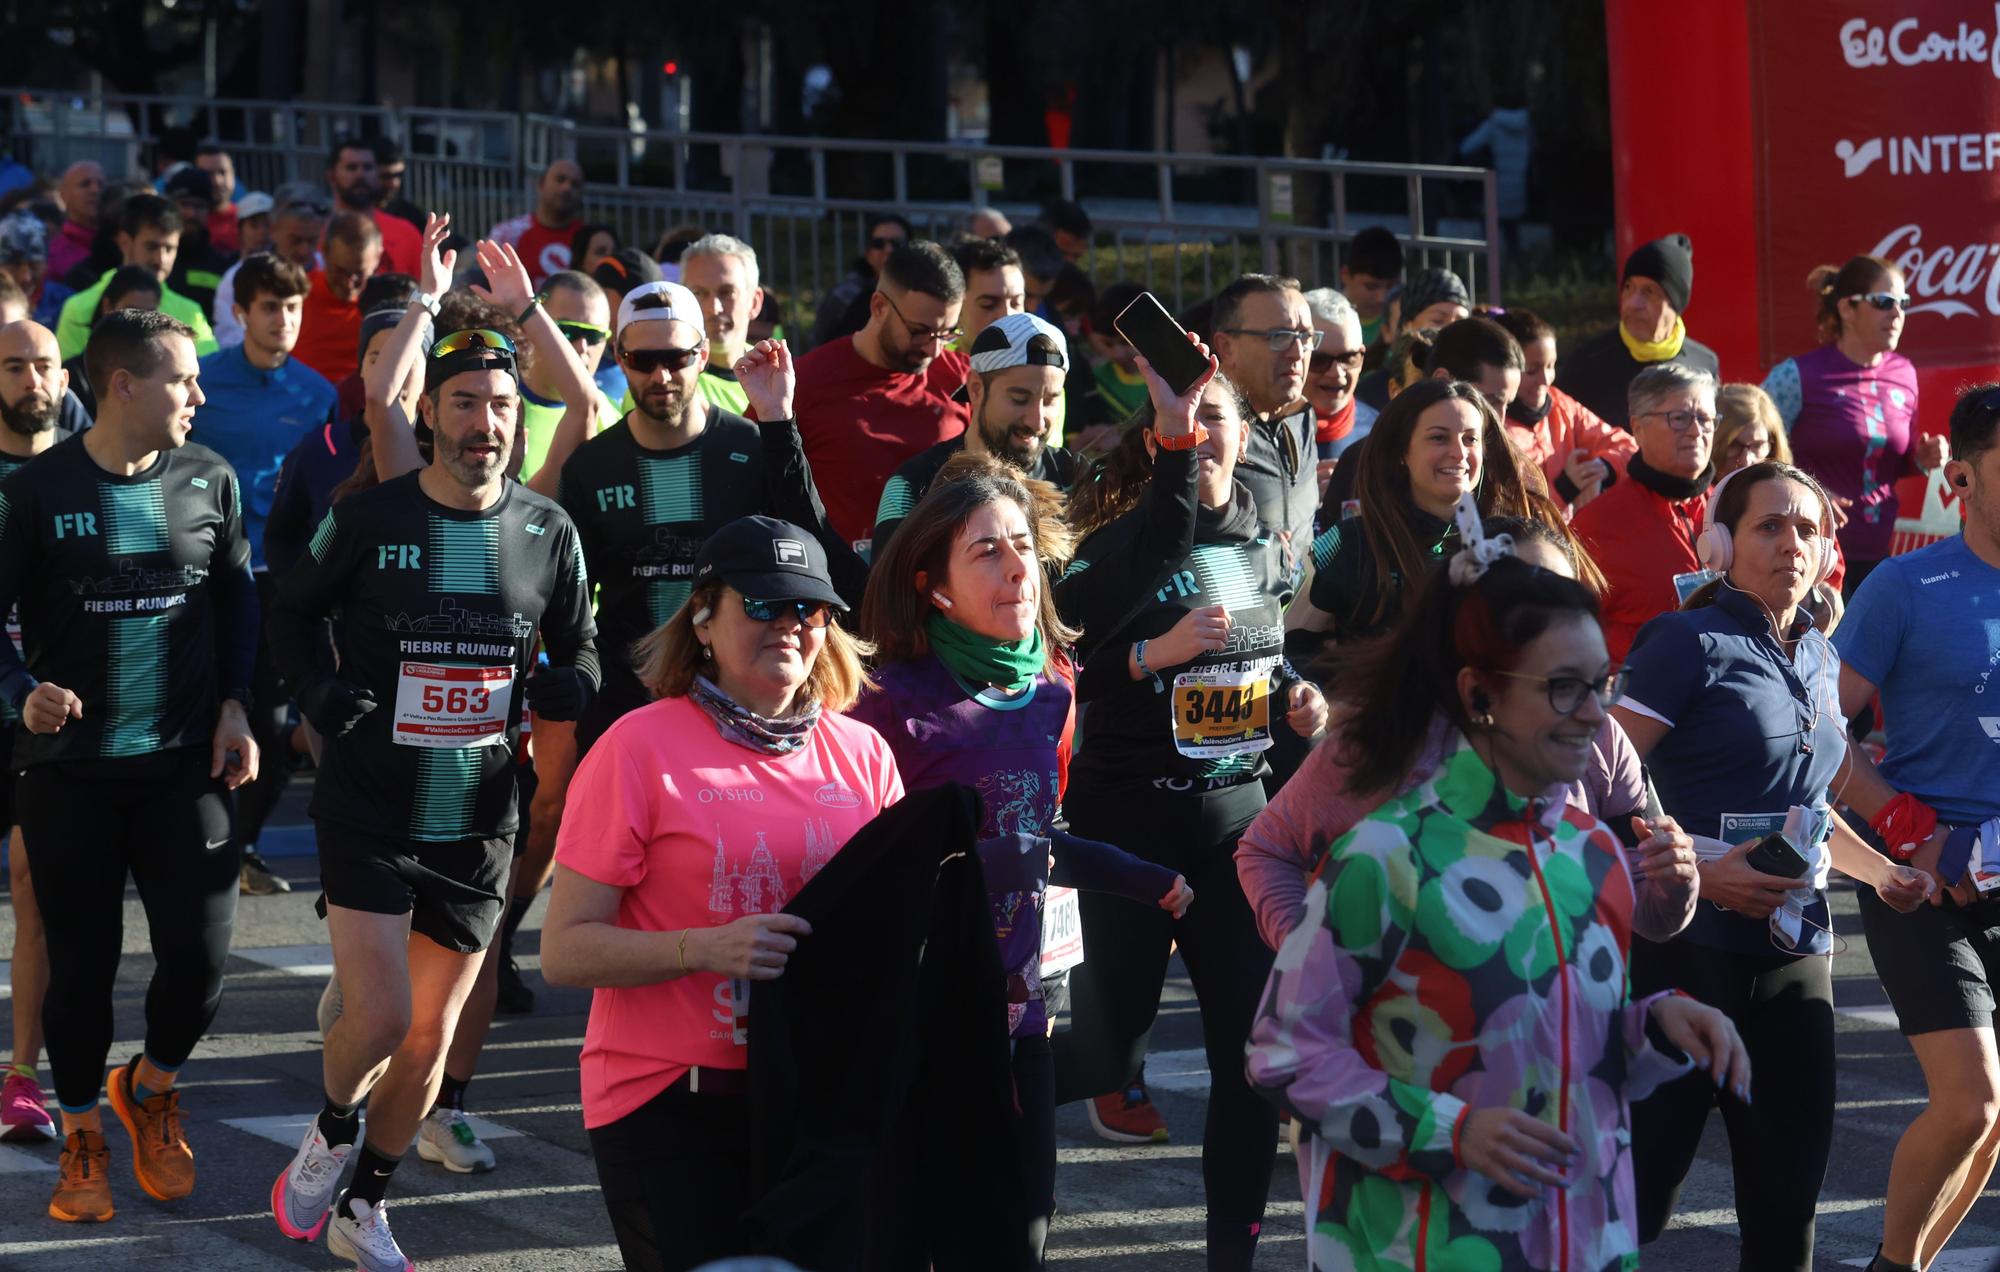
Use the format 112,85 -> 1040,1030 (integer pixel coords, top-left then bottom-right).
210,558 -> 260,707
758,417 -> 869,609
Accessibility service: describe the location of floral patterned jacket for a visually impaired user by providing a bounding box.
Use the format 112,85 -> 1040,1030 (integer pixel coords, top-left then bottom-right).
1245,735 -> 1690,1272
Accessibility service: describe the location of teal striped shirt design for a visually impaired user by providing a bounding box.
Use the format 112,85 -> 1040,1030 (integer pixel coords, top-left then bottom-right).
410,748 -> 482,842
309,510 -> 339,562
102,483 -> 169,555
103,615 -> 168,756
875,474 -> 916,525
1191,543 -> 1263,611
639,454 -> 702,524
427,517 -> 500,595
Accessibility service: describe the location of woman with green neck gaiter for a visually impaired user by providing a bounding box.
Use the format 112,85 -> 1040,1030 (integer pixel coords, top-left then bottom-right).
852,456 -> 1192,1267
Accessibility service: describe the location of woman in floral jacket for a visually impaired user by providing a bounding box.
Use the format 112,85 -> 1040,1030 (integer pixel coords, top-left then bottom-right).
1246,516 -> 1750,1272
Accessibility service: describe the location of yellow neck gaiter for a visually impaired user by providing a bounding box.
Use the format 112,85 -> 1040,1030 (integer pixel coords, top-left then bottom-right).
1620,314 -> 1687,364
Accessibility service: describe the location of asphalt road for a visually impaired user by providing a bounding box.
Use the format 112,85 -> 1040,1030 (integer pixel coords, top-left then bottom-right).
0,780 -> 1991,1270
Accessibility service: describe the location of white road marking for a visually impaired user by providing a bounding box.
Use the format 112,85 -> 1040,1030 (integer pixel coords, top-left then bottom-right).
220,1111 -> 520,1146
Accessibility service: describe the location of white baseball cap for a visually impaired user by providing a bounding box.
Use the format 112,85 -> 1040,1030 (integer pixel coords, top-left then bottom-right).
967,311 -> 1068,374
616,280 -> 705,337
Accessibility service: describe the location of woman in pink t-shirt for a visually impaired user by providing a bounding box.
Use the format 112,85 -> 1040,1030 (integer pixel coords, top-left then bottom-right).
541,517 -> 902,1272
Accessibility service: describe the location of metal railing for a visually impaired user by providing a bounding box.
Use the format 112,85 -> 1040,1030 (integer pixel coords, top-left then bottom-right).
4,88 -> 1502,322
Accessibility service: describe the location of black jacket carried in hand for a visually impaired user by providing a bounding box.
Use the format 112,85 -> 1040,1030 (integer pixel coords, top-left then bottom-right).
747,784 -> 1027,1271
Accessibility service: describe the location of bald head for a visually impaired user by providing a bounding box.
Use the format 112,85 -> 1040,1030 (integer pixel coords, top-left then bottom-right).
537,159 -> 584,225
59,162 -> 105,229
0,321 -> 67,438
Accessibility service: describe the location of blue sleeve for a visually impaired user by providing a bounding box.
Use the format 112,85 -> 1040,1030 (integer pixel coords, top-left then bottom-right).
1050,827 -> 1178,900
1620,615 -> 1704,728
1831,557 -> 1909,689
1762,358 -> 1803,431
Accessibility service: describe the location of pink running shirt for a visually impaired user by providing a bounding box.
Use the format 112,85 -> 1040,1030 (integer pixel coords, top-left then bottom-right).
556,693 -> 904,1128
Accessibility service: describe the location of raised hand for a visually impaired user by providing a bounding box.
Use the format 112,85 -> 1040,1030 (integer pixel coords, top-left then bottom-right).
1137,331 -> 1217,441
471,239 -> 534,314
735,339 -> 796,421
419,212 -> 456,299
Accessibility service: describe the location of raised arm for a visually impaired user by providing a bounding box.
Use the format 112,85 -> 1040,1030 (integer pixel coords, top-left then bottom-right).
367,212 -> 456,481
470,239 -> 606,498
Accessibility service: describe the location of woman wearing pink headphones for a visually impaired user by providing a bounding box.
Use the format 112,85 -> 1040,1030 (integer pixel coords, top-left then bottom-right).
1606,459 -> 1933,1270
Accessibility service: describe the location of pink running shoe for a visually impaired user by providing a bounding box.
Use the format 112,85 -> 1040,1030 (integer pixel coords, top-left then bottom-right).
0,1071 -> 56,1143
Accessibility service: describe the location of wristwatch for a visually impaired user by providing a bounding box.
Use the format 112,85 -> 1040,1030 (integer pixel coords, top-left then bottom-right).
411,291 -> 441,318
1155,423 -> 1209,452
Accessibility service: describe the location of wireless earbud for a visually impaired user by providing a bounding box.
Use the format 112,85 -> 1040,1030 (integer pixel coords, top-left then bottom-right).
931,591 -> 953,609
1957,474 -> 1971,489
1471,689 -> 1491,714
691,606 -> 713,626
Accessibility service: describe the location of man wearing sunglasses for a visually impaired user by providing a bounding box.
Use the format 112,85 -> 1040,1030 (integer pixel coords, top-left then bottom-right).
514,269 -> 618,484
268,317 -> 598,1271
1211,273 -> 1320,580
1301,287 -> 1374,460
790,240 -> 970,552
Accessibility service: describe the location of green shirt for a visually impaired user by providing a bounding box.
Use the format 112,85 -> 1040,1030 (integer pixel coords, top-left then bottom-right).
56,270 -> 218,362
518,388 -> 622,483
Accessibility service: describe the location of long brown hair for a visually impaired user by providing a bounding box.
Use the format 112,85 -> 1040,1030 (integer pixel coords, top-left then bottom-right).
1348,377 -> 1536,628
1064,373 -> 1255,540
1808,255 -> 1900,344
863,454 -> 1079,665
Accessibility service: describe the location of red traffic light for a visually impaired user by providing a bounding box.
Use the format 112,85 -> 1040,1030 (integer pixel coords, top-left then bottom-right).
662,60 -> 679,75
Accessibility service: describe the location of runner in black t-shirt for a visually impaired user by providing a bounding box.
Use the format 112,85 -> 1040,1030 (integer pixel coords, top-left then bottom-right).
0,310 -> 258,1224
268,322 -> 597,1270
0,319 -> 80,1148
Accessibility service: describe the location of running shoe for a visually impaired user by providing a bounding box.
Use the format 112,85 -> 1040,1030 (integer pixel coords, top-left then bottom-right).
317,975 -> 344,1037
327,1195 -> 414,1272
271,1119 -> 351,1242
240,849 -> 292,895
0,1070 -> 56,1142
495,952 -> 535,1015
1086,1069 -> 1170,1144
106,1060 -> 193,1200
48,1128 -> 113,1222
416,1105 -> 495,1173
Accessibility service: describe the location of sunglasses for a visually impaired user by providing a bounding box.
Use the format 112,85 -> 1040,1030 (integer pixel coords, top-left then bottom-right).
869,236 -> 907,251
1848,291 -> 1910,313
1493,667 -> 1629,716
431,328 -> 515,359
558,320 -> 610,346
741,597 -> 836,628
1310,348 -> 1366,373
620,345 -> 703,374
1223,327 -> 1325,353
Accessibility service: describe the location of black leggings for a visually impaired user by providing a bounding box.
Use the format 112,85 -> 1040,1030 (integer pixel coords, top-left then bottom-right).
1016,1033 -> 1055,1267
17,749 -> 238,1109
589,1081 -> 752,1272
1629,935 -> 1835,1272
1054,780 -> 1276,1269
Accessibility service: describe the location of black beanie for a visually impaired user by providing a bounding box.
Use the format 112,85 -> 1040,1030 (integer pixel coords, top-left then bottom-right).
1623,234 -> 1693,314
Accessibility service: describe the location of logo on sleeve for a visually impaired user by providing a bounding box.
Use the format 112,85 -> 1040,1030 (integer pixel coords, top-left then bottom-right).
524,523 -> 546,536
774,539 -> 808,567
1982,717 -> 2000,743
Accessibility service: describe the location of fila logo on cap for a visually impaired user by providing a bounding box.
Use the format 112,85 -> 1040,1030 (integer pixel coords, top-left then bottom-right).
774,539 -> 809,567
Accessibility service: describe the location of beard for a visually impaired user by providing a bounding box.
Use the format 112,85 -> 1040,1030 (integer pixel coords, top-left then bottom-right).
1,390 -> 57,438
633,380 -> 697,429
976,401 -> 1043,468
438,427 -> 508,488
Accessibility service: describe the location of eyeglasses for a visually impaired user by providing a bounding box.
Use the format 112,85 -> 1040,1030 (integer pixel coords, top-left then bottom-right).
741,597 -> 836,628
1493,667 -> 1629,716
620,345 -> 703,374
868,235 -> 907,251
1638,409 -> 1718,434
1848,291 -> 1910,313
881,289 -> 962,344
1309,348 -> 1366,373
1223,328 -> 1325,353
431,328 -> 515,359
557,320 -> 610,346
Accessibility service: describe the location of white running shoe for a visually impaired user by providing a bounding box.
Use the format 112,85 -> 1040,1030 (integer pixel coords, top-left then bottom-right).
415,1106 -> 495,1174
270,1119 -> 352,1242
327,1195 -> 414,1272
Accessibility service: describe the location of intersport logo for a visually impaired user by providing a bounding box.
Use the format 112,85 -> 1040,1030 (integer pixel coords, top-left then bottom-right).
1870,224 -> 2000,318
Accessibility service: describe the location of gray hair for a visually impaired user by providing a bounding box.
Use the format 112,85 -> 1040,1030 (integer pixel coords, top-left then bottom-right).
1628,361 -> 1716,422
679,232 -> 760,295
1302,287 -> 1358,329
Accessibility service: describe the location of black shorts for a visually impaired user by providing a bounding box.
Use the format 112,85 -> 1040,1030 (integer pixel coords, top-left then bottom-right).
1858,886 -> 2000,1035
0,727 -> 15,833
315,820 -> 513,953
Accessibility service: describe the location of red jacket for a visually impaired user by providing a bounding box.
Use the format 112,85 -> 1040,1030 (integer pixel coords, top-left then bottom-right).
293,271 -> 363,384
1506,386 -> 1637,508
1570,475 -> 1707,664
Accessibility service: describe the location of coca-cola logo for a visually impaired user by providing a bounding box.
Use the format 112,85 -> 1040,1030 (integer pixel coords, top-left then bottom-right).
1872,223 -> 2000,318
1841,9 -> 2000,76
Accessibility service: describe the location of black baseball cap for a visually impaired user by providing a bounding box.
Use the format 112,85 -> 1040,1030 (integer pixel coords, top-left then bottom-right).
691,516 -> 846,610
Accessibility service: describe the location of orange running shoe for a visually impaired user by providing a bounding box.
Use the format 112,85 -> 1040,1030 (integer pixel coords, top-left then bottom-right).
107,1060 -> 194,1201
1086,1067 -> 1171,1144
48,1129 -> 114,1222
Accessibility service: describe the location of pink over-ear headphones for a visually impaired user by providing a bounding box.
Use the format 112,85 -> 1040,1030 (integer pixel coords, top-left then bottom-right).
1695,464 -> 1838,590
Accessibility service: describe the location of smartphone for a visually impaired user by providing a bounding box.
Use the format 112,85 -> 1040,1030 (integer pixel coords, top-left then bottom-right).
1113,292 -> 1211,397
1744,831 -> 1811,880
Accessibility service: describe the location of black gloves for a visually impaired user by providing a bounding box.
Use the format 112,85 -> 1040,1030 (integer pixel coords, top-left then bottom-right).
524,665 -> 594,722
299,677 -> 378,739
